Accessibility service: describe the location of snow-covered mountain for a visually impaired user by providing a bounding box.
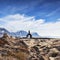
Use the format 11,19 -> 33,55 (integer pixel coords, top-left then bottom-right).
0,28 -> 39,37
10,30 -> 27,37
32,32 -> 39,37
0,28 -> 10,34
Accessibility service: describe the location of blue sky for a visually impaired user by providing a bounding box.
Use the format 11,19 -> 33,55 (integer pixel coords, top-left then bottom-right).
0,0 -> 60,37
0,0 -> 60,22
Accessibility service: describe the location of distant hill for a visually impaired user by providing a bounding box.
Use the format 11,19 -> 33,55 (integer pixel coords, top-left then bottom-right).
0,28 -> 39,37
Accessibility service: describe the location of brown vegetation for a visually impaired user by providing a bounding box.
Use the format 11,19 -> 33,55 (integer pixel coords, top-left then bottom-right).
0,33 -> 60,60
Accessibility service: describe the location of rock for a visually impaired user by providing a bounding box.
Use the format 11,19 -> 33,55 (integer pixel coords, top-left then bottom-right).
49,57 -> 55,60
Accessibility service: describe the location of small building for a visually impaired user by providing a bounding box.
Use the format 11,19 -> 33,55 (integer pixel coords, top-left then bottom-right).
26,31 -> 32,38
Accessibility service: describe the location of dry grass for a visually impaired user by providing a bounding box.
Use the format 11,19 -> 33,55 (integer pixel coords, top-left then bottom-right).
6,50 -> 28,60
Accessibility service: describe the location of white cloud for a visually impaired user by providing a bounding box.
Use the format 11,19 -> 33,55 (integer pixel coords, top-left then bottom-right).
0,14 -> 60,38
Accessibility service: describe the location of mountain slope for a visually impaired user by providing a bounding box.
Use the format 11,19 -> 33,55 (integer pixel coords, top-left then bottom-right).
32,32 -> 39,37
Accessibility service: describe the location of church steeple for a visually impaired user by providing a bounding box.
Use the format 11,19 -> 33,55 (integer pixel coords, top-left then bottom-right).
26,30 -> 32,38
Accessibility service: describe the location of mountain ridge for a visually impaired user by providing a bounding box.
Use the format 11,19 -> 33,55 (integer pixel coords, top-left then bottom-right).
0,28 -> 39,37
